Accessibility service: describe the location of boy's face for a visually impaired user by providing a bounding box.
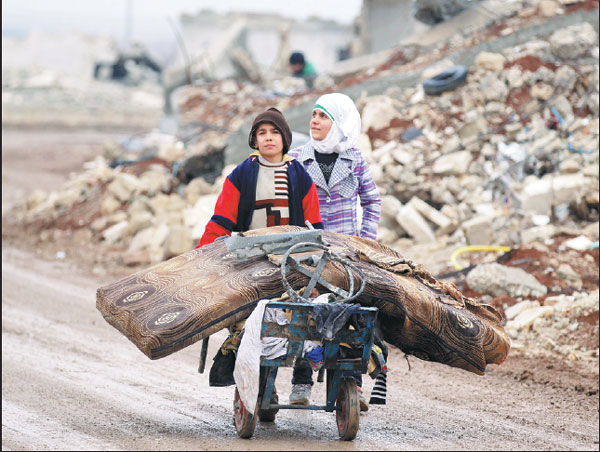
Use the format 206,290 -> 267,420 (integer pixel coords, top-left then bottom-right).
255,123 -> 284,163
310,109 -> 333,141
290,63 -> 304,75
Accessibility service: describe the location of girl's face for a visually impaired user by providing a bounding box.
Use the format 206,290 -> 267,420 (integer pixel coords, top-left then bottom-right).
255,123 -> 284,163
310,109 -> 333,141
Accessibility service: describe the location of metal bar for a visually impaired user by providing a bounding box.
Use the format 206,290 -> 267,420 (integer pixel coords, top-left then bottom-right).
259,367 -> 278,411
287,259 -> 350,298
224,230 -> 324,260
326,369 -> 343,411
264,404 -> 329,410
303,252 -> 329,299
197,337 -> 209,373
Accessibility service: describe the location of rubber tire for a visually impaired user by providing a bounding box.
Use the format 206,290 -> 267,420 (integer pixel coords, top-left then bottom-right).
257,392 -> 279,422
423,65 -> 468,95
234,387 -> 257,438
336,377 -> 360,441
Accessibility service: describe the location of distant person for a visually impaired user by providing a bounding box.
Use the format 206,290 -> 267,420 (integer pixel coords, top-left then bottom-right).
289,51 -> 318,89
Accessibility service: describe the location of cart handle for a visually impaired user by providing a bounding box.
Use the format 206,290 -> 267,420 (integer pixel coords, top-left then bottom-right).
280,242 -> 366,304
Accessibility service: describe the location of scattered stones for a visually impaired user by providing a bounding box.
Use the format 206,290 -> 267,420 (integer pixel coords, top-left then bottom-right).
467,263 -> 548,298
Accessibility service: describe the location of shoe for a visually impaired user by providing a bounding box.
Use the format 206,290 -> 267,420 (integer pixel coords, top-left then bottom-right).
358,387 -> 369,412
289,384 -> 311,405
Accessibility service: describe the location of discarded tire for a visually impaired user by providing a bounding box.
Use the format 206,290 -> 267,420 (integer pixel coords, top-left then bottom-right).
423,65 -> 468,95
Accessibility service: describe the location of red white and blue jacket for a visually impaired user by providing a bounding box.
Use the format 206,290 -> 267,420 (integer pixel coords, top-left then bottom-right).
196,153 -> 323,247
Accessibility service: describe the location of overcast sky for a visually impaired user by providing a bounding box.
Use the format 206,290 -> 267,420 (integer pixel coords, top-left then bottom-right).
2,0 -> 363,43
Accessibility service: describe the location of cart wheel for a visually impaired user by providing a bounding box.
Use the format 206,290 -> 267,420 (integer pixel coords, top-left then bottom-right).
233,387 -> 257,438
257,391 -> 279,422
336,377 -> 360,441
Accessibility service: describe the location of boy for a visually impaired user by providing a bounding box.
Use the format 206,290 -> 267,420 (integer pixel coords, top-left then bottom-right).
197,107 -> 322,247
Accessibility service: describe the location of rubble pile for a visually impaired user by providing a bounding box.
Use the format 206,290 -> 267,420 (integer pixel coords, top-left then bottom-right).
173,80 -> 309,133
3,7 -> 598,364
362,23 -> 599,251
457,237 -> 599,361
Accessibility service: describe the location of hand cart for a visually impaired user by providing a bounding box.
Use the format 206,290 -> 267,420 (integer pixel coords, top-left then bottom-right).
231,239 -> 379,441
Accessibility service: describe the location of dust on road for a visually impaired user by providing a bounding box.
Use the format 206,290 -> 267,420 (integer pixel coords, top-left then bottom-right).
2,245 -> 599,450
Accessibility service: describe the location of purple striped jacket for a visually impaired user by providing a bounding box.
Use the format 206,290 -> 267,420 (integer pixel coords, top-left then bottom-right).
288,143 -> 381,240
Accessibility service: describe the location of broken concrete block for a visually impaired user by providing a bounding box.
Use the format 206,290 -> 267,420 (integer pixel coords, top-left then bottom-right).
105,211 -> 128,226
102,220 -> 129,244
26,189 -> 47,210
377,226 -> 399,245
552,174 -> 589,205
531,82 -> 553,100
127,211 -> 154,236
462,216 -> 493,245
147,193 -> 171,215
408,197 -> 455,235
380,195 -> 403,229
559,158 -> 581,174
361,96 -> 402,132
395,203 -> 436,244
550,22 -> 598,60
481,75 -> 508,102
432,150 -> 472,175
101,195 -> 122,216
139,170 -> 172,195
127,197 -> 151,216
505,66 -> 526,89
148,223 -> 170,250
165,225 -> 193,259
474,51 -> 506,72
183,194 -> 219,240
520,225 -> 556,243
107,172 -> 142,203
128,226 -> 156,252
520,178 -> 553,216
90,217 -> 108,233
510,306 -> 555,330
392,147 -> 414,166
552,95 -> 574,123
457,119 -> 487,146
148,246 -> 167,264
556,263 -> 582,284
504,300 -> 541,321
157,141 -> 185,162
185,177 -> 214,205
466,263 -> 548,298
538,0 -> 562,16
563,235 -> 594,251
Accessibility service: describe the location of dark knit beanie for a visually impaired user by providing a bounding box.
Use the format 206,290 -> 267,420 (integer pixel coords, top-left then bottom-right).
248,107 -> 292,154
289,52 -> 305,65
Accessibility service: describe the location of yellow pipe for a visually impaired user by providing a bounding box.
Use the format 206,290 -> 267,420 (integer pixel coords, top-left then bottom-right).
450,245 -> 511,271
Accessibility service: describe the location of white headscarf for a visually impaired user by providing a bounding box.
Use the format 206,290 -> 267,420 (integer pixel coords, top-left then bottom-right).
310,93 -> 361,155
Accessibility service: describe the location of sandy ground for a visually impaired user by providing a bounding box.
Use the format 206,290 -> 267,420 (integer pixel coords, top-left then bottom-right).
2,128 -> 599,450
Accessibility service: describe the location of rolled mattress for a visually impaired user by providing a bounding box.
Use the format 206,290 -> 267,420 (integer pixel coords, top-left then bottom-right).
96,226 -> 510,374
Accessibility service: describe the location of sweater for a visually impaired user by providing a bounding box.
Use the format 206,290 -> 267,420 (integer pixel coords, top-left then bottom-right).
197,153 -> 323,247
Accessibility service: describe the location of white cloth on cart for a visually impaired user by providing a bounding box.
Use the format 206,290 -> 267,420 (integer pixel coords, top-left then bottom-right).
234,296 -> 330,415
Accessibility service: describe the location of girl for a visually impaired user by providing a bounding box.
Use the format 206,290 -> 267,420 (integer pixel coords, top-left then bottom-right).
288,93 -> 381,240
288,93 -> 382,410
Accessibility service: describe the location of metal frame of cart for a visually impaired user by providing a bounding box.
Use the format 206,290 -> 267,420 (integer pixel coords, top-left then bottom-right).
233,300 -> 378,441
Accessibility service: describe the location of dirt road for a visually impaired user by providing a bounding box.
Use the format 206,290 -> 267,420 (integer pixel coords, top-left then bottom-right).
2,129 -> 599,450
